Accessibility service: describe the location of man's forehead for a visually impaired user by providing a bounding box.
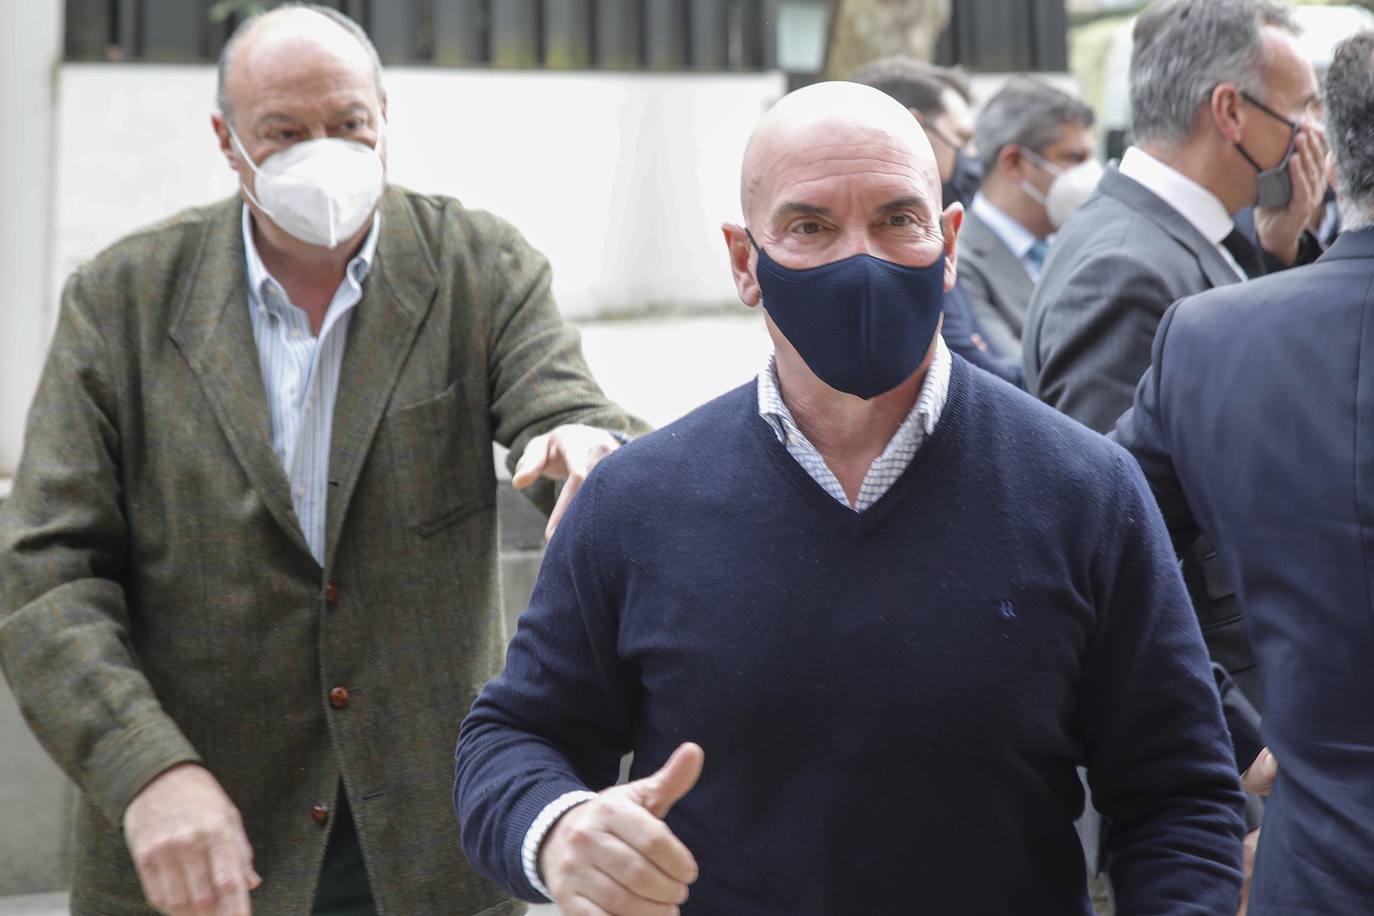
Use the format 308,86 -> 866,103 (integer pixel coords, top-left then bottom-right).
228,12 -> 376,108
749,120 -> 937,217
1263,26 -> 1318,96
740,82 -> 941,220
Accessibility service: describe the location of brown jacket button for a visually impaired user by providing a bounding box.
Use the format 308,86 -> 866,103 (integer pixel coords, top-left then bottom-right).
324,583 -> 339,604
311,804 -> 329,826
329,686 -> 350,709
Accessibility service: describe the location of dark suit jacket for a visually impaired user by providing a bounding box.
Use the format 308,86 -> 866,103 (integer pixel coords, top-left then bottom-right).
1115,228 -> 1374,912
1023,166 -> 1250,433
1022,167 -> 1263,726
943,281 -> 1025,389
0,188 -> 644,914
960,207 -> 1035,359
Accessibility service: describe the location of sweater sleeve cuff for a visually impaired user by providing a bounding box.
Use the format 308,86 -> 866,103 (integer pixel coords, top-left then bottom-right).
83,717 -> 202,827
522,790 -> 598,900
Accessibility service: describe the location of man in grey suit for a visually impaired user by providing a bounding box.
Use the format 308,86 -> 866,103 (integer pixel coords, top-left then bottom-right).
962,79 -> 1095,359
1024,0 -> 1326,433
1021,1 -> 1329,909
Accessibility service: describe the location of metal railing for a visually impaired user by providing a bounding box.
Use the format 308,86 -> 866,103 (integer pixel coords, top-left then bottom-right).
63,0 -> 776,70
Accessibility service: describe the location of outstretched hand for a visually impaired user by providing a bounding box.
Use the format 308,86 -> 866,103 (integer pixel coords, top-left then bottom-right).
512,424 -> 625,540
540,743 -> 705,916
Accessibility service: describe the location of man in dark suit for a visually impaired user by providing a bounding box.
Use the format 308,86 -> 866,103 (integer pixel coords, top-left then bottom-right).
1115,34 -> 1374,912
852,57 -> 1025,387
962,78 -> 1096,359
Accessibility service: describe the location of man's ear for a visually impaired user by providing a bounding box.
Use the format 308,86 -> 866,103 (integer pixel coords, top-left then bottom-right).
940,203 -> 964,292
1209,83 -> 1245,145
997,144 -> 1024,180
722,222 -> 761,307
211,113 -> 237,169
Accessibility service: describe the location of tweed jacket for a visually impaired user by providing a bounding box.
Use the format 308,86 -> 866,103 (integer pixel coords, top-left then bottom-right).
0,186 -> 646,914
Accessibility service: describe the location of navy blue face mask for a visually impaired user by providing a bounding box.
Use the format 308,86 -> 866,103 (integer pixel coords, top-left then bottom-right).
747,230 -> 946,400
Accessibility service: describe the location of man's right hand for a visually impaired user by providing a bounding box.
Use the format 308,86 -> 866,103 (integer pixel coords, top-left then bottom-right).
540,742 -> 704,916
123,763 -> 261,915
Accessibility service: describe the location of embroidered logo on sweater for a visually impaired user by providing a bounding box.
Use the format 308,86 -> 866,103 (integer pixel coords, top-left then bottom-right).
999,600 -> 1017,620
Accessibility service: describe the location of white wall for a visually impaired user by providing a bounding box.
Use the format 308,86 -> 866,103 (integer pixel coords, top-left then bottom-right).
0,0 -> 63,476
52,65 -> 786,321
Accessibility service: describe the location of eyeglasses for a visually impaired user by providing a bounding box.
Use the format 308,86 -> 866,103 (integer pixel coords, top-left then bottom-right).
1019,147 -> 1064,177
1238,90 -> 1305,136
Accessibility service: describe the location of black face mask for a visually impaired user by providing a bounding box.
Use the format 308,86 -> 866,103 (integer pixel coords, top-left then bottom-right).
1235,90 -> 1300,209
943,149 -> 984,211
927,124 -> 982,210
747,230 -> 946,400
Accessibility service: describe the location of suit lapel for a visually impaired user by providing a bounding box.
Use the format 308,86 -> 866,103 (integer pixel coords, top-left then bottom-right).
322,188 -> 439,570
963,212 -> 1034,322
1192,235 -> 1246,288
169,198 -> 315,561
1099,168 -> 1243,290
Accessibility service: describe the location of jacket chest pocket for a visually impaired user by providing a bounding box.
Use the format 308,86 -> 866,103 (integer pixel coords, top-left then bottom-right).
377,378 -> 495,536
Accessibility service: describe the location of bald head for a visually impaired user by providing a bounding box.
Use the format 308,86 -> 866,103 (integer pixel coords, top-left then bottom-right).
217,4 -> 382,127
722,80 -> 961,324
741,81 -> 942,225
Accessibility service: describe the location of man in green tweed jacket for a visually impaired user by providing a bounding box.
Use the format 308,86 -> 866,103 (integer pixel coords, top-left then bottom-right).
0,5 -> 644,914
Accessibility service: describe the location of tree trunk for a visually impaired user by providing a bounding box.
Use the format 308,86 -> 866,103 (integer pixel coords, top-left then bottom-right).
823,0 -> 952,79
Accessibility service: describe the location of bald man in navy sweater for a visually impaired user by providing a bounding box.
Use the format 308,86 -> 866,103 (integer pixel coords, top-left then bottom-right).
455,81 -> 1245,915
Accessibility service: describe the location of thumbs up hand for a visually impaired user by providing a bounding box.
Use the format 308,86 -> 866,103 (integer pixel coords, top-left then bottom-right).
539,743 -> 704,916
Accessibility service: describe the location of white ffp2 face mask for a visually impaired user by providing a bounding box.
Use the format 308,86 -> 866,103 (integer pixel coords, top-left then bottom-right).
1044,159 -> 1105,229
231,125 -> 385,249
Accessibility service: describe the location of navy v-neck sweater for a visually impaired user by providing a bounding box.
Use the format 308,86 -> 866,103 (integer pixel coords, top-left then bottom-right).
456,357 -> 1245,915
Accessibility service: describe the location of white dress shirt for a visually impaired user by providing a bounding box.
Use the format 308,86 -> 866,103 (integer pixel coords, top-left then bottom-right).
1117,147 -> 1247,281
970,193 -> 1047,282
518,335 -> 953,900
243,205 -> 380,564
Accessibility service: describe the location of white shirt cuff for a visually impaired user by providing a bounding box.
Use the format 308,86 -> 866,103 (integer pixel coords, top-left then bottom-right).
521,789 -> 598,900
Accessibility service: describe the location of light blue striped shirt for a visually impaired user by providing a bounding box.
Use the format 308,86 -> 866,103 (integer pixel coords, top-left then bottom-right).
242,205 -> 381,564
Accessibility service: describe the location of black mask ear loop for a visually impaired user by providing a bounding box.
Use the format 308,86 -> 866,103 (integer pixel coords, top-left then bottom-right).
1235,130 -> 1298,174
1234,90 -> 1300,172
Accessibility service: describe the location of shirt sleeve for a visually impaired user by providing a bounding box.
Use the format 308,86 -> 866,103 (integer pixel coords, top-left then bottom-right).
521,790 -> 598,899
454,467 -> 633,901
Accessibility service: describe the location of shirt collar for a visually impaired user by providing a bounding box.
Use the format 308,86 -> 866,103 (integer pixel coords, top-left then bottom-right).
971,192 -> 1040,261
241,204 -> 381,316
757,335 -> 951,445
1118,146 -> 1235,246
